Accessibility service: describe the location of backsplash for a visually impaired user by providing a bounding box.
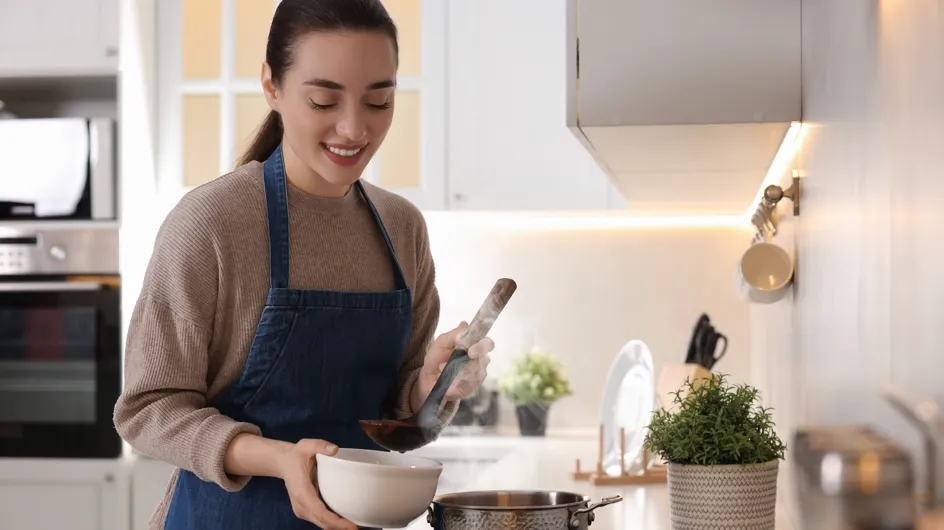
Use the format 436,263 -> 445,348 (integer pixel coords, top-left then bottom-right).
751,0 -> 944,509
424,219 -> 753,430
119,207 -> 754,433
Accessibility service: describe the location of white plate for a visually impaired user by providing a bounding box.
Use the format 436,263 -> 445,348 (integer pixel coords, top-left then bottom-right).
598,340 -> 655,476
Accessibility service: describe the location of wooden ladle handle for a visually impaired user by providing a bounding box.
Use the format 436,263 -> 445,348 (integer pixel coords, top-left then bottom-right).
417,278 -> 517,426
456,278 -> 517,351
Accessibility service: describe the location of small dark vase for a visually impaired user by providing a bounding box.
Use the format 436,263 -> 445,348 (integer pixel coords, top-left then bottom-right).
515,402 -> 550,436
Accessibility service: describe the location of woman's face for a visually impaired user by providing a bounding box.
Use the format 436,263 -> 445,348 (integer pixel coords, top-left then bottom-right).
263,30 -> 397,191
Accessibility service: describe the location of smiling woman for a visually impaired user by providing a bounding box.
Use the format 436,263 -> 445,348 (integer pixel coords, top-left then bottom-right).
237,15 -> 400,198
115,1 -> 495,530
297,76 -> 397,169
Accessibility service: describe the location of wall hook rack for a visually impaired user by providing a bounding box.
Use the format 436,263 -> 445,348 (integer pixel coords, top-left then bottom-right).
763,175 -> 802,216
749,175 -> 802,244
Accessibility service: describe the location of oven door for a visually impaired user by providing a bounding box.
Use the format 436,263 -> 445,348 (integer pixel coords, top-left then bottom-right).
0,277 -> 121,458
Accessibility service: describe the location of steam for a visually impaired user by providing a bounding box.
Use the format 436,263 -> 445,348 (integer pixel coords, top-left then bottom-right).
456,310 -> 498,352
410,432 -> 519,495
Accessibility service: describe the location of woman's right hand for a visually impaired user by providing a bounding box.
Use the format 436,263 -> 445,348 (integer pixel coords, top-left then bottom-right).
276,439 -> 357,530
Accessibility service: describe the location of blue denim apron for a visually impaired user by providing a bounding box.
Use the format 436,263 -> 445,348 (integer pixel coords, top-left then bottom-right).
163,144 -> 413,529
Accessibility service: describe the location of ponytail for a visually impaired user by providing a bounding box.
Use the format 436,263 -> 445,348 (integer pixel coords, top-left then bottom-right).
236,110 -> 283,167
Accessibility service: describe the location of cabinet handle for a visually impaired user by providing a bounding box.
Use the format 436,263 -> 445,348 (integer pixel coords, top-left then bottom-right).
453,193 -> 466,201
104,473 -> 115,483
105,47 -> 118,58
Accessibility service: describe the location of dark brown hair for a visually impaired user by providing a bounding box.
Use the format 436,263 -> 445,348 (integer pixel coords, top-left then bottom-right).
236,0 -> 399,167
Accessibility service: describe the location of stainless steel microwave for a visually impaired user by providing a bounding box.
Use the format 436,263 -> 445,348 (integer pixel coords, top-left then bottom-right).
0,117 -> 116,222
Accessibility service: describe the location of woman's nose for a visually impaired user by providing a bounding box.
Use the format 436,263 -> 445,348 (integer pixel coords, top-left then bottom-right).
335,110 -> 368,142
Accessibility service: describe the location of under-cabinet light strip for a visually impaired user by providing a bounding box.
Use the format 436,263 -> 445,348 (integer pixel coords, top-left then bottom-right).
741,121 -> 808,223
420,211 -> 750,232
422,121 -> 807,232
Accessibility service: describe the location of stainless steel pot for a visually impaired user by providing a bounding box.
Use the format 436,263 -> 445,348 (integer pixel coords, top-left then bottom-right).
426,490 -> 622,530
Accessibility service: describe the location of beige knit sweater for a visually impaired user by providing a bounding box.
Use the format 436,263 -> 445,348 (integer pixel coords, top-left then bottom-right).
113,161 -> 445,527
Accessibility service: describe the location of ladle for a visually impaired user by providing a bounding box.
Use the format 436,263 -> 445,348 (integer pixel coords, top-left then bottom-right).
360,278 -> 517,452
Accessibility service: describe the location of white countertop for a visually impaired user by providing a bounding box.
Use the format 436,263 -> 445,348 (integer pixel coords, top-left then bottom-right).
402,434 -> 797,529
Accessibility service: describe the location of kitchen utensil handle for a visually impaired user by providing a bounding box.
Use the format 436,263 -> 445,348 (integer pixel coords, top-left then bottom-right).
0,281 -> 104,292
685,315 -> 710,364
418,279 -> 517,423
713,333 -> 728,361
419,349 -> 472,421
703,333 -> 727,370
570,495 -> 623,527
694,329 -> 711,368
684,333 -> 698,364
456,278 -> 517,351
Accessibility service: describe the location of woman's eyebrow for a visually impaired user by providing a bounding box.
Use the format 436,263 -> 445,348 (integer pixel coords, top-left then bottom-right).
301,78 -> 396,90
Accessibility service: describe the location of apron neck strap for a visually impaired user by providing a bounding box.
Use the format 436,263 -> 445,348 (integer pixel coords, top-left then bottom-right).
262,144 -> 291,290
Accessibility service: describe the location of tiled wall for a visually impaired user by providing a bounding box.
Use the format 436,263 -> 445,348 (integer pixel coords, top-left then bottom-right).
751,0 -> 944,512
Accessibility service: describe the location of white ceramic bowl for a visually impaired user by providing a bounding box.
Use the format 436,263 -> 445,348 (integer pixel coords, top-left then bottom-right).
738,242 -> 794,303
316,448 -> 443,528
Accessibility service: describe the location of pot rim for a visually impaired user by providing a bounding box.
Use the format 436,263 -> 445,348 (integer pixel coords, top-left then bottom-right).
431,489 -> 590,511
666,459 -> 781,470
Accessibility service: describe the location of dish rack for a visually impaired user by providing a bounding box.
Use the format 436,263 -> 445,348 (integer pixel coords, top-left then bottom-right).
571,424 -> 666,485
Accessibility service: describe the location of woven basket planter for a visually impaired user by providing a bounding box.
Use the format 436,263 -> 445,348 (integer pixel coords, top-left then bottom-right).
666,460 -> 779,530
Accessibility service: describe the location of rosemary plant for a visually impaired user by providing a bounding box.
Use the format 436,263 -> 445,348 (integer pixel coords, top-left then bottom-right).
644,374 -> 787,466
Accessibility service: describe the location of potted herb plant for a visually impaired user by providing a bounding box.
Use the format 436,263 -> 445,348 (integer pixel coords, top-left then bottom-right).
644,373 -> 786,529
498,348 -> 572,436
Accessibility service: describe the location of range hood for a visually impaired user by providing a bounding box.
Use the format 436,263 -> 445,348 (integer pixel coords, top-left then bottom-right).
566,0 -> 802,216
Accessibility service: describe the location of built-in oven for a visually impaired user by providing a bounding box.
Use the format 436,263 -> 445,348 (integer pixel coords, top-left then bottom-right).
0,226 -> 121,458
0,117 -> 116,222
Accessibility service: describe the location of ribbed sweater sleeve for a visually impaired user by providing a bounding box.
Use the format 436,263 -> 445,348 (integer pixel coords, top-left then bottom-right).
114,195 -> 261,491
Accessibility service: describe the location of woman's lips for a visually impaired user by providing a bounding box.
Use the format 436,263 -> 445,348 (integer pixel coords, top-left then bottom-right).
322,142 -> 367,166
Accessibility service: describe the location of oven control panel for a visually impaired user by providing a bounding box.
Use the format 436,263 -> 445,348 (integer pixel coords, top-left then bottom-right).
0,229 -> 117,275
0,239 -> 36,275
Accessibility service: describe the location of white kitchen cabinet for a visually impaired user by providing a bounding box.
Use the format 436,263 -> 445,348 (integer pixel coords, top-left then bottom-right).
150,0 -> 617,212
443,0 -> 614,211
0,458 -> 131,530
132,458 -> 175,530
0,0 -> 119,77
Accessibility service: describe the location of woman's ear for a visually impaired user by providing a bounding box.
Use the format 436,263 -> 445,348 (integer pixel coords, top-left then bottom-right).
261,62 -> 279,111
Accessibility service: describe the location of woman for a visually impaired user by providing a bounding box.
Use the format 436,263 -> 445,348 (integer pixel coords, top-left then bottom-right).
114,1 -> 494,529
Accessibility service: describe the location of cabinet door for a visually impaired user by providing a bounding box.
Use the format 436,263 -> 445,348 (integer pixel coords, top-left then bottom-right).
0,483 -> 102,530
361,0 -> 447,210
132,459 -> 176,530
445,0 -> 612,211
0,459 -> 130,530
0,0 -> 119,77
157,0 -> 274,199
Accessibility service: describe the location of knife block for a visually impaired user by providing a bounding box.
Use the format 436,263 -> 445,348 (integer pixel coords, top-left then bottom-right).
656,363 -> 713,413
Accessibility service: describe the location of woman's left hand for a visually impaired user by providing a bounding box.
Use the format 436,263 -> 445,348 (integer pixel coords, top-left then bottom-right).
416,321 -> 495,404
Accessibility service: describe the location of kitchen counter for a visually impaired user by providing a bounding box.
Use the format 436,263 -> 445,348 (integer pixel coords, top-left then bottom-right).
403,435 -> 797,529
